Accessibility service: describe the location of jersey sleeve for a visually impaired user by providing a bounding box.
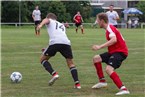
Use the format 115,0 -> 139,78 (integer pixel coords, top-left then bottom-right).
115,11 -> 119,18
107,25 -> 116,38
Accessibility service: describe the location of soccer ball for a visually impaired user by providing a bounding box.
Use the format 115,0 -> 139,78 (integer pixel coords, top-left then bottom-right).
10,72 -> 22,83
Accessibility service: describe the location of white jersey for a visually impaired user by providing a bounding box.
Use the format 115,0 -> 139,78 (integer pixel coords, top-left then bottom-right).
46,19 -> 71,45
106,11 -> 119,25
32,10 -> 41,21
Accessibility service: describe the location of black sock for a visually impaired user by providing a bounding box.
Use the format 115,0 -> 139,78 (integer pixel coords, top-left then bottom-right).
70,67 -> 79,84
41,60 -> 55,75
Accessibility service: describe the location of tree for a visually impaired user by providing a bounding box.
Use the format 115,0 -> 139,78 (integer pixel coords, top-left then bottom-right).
1,1 -> 32,23
2,1 -> 19,22
79,1 -> 92,22
1,1 -> 92,23
63,1 -> 92,22
39,1 -> 71,22
137,1 -> 145,22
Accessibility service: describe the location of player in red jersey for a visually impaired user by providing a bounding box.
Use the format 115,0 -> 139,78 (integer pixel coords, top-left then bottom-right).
73,11 -> 84,34
91,13 -> 130,95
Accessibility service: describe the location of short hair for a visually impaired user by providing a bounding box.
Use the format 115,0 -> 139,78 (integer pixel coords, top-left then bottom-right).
110,4 -> 114,7
46,13 -> 57,20
97,13 -> 108,23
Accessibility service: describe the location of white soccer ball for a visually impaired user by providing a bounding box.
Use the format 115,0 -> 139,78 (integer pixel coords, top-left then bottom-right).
10,72 -> 22,83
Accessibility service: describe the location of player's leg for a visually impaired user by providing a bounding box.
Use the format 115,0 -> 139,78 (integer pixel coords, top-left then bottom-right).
59,44 -> 81,89
106,53 -> 130,95
66,59 -> 81,89
92,52 -> 109,89
80,24 -> 84,34
34,21 -> 38,35
40,55 -> 55,75
37,24 -> 40,35
75,23 -> 78,33
40,45 -> 59,86
37,21 -> 41,35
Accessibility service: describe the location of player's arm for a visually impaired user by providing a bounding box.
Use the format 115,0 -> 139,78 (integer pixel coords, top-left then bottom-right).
115,16 -> 120,20
114,12 -> 120,20
81,16 -> 84,22
37,18 -> 50,30
92,36 -> 117,51
40,11 -> 41,19
94,20 -> 98,25
32,11 -> 35,20
32,15 -> 34,20
73,15 -> 78,22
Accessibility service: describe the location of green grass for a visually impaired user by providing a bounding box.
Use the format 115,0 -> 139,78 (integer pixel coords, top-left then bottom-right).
1,26 -> 145,97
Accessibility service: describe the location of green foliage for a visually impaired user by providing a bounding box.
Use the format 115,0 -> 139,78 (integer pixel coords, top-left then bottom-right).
2,1 -> 19,22
63,1 -> 82,18
1,1 -> 92,23
137,1 -> 145,22
46,1 -> 71,22
63,1 -> 92,22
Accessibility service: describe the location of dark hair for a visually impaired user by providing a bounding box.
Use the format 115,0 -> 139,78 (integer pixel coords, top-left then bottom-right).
46,13 -> 57,20
110,4 -> 114,7
97,13 -> 108,23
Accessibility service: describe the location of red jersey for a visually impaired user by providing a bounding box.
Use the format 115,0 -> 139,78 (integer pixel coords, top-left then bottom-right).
106,25 -> 128,56
74,14 -> 82,23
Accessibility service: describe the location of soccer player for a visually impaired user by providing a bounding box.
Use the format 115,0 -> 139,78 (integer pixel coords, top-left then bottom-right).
106,5 -> 119,28
91,13 -> 130,95
32,5 -> 41,36
37,13 -> 81,89
73,11 -> 84,34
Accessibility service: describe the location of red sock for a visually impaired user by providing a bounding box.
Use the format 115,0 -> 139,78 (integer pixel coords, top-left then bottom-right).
110,72 -> 123,89
81,29 -> 84,34
94,63 -> 105,82
76,29 -> 78,33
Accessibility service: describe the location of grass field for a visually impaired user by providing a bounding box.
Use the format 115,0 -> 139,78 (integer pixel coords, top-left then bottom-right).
1,26 -> 145,97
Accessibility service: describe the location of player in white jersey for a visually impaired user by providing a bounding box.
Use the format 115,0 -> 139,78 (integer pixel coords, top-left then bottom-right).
32,6 -> 41,36
106,5 -> 119,28
37,13 -> 81,89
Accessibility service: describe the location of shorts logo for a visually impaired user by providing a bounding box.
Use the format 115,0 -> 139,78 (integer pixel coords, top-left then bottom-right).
110,56 -> 114,59
109,62 -> 113,65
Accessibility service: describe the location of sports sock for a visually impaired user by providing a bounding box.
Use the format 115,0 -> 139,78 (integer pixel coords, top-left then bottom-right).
76,28 -> 78,33
41,60 -> 55,75
120,86 -> 127,90
70,67 -> 79,84
110,72 -> 123,89
81,29 -> 84,34
94,63 -> 106,82
38,31 -> 40,35
35,26 -> 37,34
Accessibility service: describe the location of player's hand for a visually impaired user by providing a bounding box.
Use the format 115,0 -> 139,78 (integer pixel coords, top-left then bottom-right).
113,18 -> 116,20
75,20 -> 78,23
37,25 -> 42,31
92,45 -> 101,51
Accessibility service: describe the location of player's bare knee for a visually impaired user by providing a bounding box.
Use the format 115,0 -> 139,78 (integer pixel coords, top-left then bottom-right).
68,63 -> 75,68
40,56 -> 49,64
40,58 -> 45,64
93,55 -> 101,63
105,67 -> 110,74
105,66 -> 114,75
66,59 -> 75,67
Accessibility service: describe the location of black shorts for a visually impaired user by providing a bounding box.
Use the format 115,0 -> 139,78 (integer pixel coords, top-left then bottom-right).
34,21 -> 41,26
113,25 -> 118,28
43,44 -> 73,59
100,52 -> 127,69
75,22 -> 82,27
